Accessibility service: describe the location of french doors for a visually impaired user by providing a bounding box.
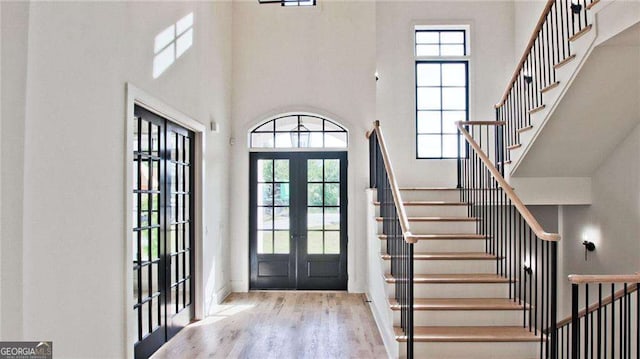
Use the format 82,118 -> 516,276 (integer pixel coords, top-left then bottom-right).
132,105 -> 194,359
249,151 -> 348,290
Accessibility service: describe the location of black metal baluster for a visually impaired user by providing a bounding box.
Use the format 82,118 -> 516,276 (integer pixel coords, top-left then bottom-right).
572,283 -> 579,359
597,283 -> 602,359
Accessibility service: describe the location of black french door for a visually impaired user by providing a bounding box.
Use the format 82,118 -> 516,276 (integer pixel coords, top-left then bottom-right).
249,151 -> 348,290
132,105 -> 194,359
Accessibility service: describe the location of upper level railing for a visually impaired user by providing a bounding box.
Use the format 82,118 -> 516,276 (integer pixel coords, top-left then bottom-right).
457,120 -> 560,358
496,0 -> 598,165
556,273 -> 640,358
367,120 -> 415,358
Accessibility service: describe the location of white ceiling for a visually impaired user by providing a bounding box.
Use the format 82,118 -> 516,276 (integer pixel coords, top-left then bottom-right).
514,23 -> 640,177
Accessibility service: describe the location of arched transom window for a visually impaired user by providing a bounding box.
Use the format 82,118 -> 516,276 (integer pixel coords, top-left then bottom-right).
250,114 -> 348,149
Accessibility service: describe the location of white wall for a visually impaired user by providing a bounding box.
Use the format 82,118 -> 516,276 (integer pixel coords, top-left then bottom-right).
559,123 -> 640,317
7,1 -> 232,357
0,0 -> 29,340
229,1 -> 376,292
513,0 -> 547,58
376,1 -> 515,187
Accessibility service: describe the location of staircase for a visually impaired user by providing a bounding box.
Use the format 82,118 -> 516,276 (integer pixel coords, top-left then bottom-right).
377,188 -> 541,358
498,0 -> 640,180
366,122 -> 559,358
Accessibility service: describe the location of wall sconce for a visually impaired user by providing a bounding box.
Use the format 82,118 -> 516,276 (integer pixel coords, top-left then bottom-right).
523,71 -> 533,85
571,0 -> 583,14
523,264 -> 533,275
375,71 -> 380,82
582,240 -> 596,260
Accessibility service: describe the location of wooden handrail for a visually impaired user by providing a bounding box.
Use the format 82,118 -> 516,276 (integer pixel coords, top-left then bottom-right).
368,121 -> 416,244
456,121 -> 560,242
568,273 -> 640,284
556,281 -> 639,328
496,0 -> 555,108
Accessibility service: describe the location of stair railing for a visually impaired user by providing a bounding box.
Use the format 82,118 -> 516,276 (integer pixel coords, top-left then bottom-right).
556,273 -> 640,359
457,120 -> 561,359
496,0 -> 597,166
367,120 -> 416,358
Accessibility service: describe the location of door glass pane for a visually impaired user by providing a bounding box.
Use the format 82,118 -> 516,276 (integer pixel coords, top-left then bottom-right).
307,207 -> 323,230
183,223 -> 190,250
307,159 -> 323,182
324,184 -> 339,206
141,264 -> 149,298
325,231 -> 340,254
141,301 -> 150,335
308,184 -> 323,206
141,122 -> 150,153
152,228 -> 160,259
324,160 -> 339,182
274,160 -> 289,182
324,207 -> 340,230
274,207 -> 289,230
257,184 -> 273,206
140,230 -> 149,261
151,125 -> 160,156
274,183 -> 289,205
307,231 -> 323,254
257,207 -> 273,229
274,231 -> 290,254
257,231 -> 273,254
257,159 -> 273,182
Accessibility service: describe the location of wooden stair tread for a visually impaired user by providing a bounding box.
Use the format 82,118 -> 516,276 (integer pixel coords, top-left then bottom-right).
554,54 -> 576,69
376,216 -> 479,222
517,125 -> 534,133
378,234 -> 488,240
569,24 -> 593,42
373,201 -> 466,206
390,298 -> 527,311
507,143 -> 522,151
385,273 -> 514,284
394,326 -> 543,342
528,104 -> 546,115
381,252 -> 498,261
540,81 -> 560,93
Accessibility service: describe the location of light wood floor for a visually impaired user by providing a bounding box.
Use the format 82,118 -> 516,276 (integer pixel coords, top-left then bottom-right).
151,292 -> 387,359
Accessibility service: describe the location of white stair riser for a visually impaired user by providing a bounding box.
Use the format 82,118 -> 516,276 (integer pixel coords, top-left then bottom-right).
382,259 -> 496,274
392,310 -> 525,326
399,190 -> 460,202
379,238 -> 487,252
377,221 -> 477,234
387,283 -> 510,298
399,341 -> 540,359
377,205 -> 468,217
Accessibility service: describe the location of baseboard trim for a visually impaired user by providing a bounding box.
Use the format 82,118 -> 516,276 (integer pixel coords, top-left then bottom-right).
366,292 -> 396,359
215,285 -> 231,304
